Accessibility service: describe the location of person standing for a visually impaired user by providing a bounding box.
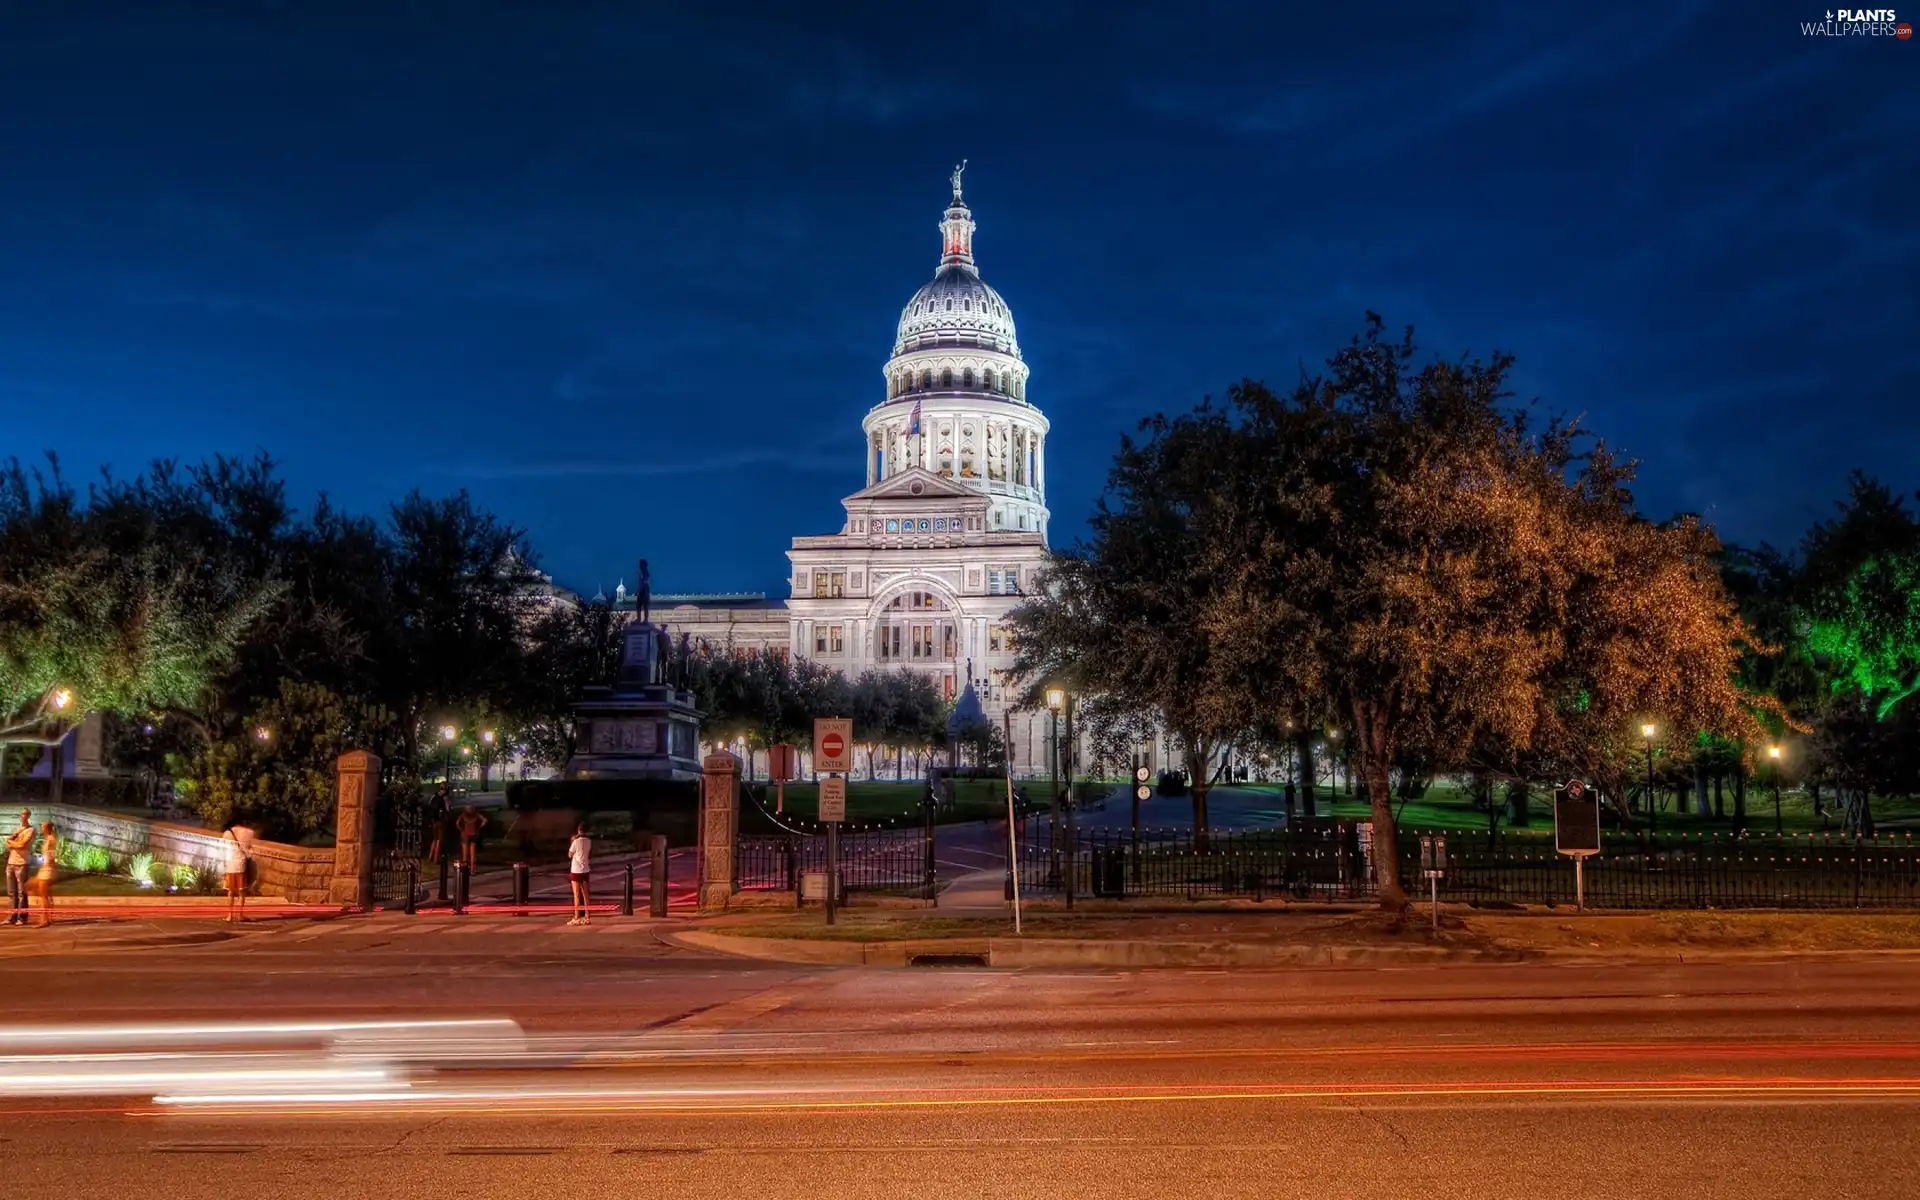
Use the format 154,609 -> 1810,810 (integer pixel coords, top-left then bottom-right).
426,783 -> 452,864
455,804 -> 485,872
567,822 -> 592,926
29,821 -> 57,927
223,825 -> 252,923
5,810 -> 32,926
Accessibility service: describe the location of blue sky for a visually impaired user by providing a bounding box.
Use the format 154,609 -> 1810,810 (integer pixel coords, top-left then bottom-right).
2,1 -> 1913,596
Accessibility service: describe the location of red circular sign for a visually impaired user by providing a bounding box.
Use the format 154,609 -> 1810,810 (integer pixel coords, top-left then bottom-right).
821,731 -> 845,760
1898,22 -> 1912,38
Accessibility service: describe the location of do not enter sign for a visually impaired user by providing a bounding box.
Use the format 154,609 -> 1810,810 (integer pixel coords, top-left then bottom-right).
814,717 -> 853,773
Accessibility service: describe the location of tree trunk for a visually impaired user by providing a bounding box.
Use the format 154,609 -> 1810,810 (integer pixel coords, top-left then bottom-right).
1296,729 -> 1317,817
1712,772 -> 1724,819
1187,734 -> 1212,848
1695,762 -> 1711,817
1508,780 -> 1531,829
1351,698 -> 1406,909
1732,765 -> 1747,831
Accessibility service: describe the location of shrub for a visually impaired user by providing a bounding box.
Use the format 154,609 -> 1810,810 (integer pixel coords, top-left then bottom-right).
126,852 -> 158,887
60,842 -> 112,874
171,863 -> 199,891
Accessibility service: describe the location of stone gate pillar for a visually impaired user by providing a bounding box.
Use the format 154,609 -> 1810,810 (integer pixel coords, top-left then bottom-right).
699,752 -> 740,912
332,750 -> 380,909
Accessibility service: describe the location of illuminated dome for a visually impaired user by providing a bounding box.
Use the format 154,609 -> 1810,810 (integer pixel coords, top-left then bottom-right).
894,265 -> 1020,357
865,165 -> 1049,540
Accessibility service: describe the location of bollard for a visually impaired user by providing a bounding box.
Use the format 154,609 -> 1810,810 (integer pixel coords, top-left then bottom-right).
649,835 -> 669,918
622,863 -> 635,917
512,862 -> 530,915
405,863 -> 418,915
453,861 -> 469,914
438,852 -> 450,903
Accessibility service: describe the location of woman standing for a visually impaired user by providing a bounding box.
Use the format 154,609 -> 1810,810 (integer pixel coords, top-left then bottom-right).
224,825 -> 252,923
28,821 -> 56,927
567,822 -> 592,927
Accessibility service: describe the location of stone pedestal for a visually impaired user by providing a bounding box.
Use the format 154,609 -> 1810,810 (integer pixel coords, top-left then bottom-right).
72,712 -> 110,778
331,750 -> 380,909
699,753 -> 740,913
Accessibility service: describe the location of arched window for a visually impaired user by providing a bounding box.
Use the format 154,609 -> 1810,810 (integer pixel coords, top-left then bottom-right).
963,299 -> 971,312
941,368 -> 953,388
919,370 -> 932,389
963,368 -> 975,389
945,297 -> 954,311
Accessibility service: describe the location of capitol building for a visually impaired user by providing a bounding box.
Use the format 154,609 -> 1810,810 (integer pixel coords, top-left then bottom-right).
591,167 -> 1058,771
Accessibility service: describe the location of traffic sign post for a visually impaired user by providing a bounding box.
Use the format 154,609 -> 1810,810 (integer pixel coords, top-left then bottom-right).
1419,835 -> 1448,931
813,718 -> 853,773
813,719 -> 853,926
1132,761 -> 1152,886
1553,778 -> 1601,910
818,775 -> 847,822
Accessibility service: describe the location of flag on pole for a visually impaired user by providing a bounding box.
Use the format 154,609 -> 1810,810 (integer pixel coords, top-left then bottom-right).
909,398 -> 922,436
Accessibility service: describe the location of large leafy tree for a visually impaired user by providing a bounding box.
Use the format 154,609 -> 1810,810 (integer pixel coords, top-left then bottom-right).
0,456 -> 280,747
515,599 -> 630,769
1009,405 -> 1251,838
1800,474 -> 1920,722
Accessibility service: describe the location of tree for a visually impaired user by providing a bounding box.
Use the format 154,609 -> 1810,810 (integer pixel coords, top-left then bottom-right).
1801,475 -> 1920,722
516,599 -> 630,769
0,456 -> 280,747
1009,405 -> 1251,840
1199,317 -> 1772,906
168,679 -> 395,841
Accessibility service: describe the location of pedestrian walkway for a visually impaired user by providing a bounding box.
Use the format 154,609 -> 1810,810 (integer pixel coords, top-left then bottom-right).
937,869 -> 1010,914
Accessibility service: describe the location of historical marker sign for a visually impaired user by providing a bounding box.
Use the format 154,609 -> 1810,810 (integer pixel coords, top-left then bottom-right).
819,776 -> 847,823
814,718 -> 853,773
1554,778 -> 1601,856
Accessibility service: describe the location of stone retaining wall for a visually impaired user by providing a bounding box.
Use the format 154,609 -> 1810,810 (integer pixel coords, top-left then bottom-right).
11,803 -> 335,904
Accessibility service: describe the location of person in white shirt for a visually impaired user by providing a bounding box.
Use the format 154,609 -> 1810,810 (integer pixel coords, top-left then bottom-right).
567,823 -> 592,926
224,826 -> 252,923
5,810 -> 34,927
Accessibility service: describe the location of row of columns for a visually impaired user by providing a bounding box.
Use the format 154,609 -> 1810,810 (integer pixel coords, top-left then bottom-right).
868,419 -> 1045,493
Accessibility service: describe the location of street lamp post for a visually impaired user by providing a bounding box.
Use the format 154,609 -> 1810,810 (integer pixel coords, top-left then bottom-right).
1044,683 -> 1075,898
441,724 -> 457,790
1641,724 -> 1658,833
1769,744 -> 1783,834
48,688 -> 73,808
480,729 -> 496,792
1045,688 -> 1065,886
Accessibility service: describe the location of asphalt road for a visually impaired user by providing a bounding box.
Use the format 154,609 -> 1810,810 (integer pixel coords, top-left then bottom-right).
5,926 -> 1920,1198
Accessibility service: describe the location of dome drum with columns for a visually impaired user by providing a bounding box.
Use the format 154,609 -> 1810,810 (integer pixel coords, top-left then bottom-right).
598,167 -> 1058,771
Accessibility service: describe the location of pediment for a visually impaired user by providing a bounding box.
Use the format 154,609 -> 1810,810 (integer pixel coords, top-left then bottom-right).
844,467 -> 979,504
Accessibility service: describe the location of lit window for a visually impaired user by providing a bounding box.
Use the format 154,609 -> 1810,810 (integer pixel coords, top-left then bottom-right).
813,573 -> 829,598
830,625 -> 844,654
830,572 -> 845,598
815,629 -> 828,653
987,570 -> 1002,595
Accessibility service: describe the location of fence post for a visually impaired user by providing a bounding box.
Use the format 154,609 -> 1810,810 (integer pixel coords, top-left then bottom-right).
650,835 -> 669,917
512,861 -> 529,915
622,863 -> 635,917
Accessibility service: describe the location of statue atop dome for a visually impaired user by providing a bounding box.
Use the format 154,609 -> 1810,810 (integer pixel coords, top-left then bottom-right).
951,159 -> 966,203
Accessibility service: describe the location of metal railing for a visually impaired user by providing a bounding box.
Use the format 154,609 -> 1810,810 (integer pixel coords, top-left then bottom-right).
1008,826 -> 1920,909
736,827 -> 936,899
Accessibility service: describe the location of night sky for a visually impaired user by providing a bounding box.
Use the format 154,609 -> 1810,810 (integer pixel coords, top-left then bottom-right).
3,2 -> 1913,598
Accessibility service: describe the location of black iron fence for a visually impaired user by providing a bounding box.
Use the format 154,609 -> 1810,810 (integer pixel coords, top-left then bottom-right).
1009,826 -> 1920,909
736,827 -> 936,899
1415,829 -> 1920,910
1014,826 -> 1373,902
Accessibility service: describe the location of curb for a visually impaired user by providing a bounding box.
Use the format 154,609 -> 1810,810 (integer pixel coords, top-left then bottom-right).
658,928 -> 1519,969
